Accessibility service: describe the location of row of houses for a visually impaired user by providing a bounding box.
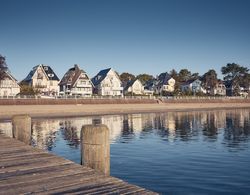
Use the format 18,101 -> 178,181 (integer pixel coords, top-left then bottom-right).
0,63 -> 244,97
0,64 -> 173,97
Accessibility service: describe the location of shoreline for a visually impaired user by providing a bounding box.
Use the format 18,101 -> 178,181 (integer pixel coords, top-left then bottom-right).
1,102 -> 250,120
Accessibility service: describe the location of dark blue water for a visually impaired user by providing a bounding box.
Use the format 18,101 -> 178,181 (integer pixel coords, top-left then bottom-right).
1,109 -> 250,194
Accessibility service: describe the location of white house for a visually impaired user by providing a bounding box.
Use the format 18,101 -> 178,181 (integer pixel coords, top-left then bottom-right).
181,79 -> 206,94
22,64 -> 60,96
0,71 -> 20,96
124,79 -> 144,95
59,64 -> 93,97
210,81 -> 226,96
155,72 -> 175,94
91,68 -> 123,96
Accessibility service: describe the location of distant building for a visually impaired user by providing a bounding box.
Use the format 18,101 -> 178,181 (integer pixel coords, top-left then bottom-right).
91,68 -> 123,96
59,64 -> 93,97
181,79 -> 205,94
124,79 -> 144,95
144,73 -> 175,95
22,64 -> 59,96
155,72 -> 175,94
0,55 -> 20,96
210,80 -> 226,96
144,79 -> 157,95
0,70 -> 20,96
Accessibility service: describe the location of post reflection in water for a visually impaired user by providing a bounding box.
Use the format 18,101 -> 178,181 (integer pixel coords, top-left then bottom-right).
0,109 -> 250,194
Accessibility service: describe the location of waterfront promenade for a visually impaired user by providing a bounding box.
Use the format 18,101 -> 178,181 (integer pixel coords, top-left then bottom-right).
0,100 -> 250,119
0,134 -> 156,194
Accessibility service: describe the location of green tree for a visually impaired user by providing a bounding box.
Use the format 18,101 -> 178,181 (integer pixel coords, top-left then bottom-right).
240,73 -> 250,94
0,55 -> 8,80
0,69 -> 5,80
120,72 -> 135,83
221,63 -> 249,81
191,72 -> 200,80
179,69 -> 192,82
202,69 -> 218,94
221,63 -> 249,95
19,81 -> 40,95
136,74 -> 154,85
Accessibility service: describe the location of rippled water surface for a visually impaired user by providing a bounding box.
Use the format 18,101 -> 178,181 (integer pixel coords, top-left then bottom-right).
1,109 -> 250,194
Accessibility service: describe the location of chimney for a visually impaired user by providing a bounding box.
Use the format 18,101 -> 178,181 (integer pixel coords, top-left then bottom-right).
74,64 -> 79,70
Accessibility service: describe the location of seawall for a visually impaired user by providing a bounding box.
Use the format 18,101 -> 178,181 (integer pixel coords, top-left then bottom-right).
0,97 -> 249,105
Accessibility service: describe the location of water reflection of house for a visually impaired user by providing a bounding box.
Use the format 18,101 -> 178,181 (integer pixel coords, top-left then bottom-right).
128,114 -> 143,134
32,120 -> 61,149
101,115 -> 124,141
59,118 -> 93,138
0,122 -> 12,137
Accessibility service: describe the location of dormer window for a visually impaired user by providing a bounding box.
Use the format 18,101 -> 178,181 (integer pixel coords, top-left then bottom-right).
48,73 -> 54,78
44,66 -> 48,71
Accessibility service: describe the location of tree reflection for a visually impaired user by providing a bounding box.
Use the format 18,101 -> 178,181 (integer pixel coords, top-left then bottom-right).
25,109 -> 250,152
223,111 -> 250,150
202,112 -> 218,141
32,121 -> 58,151
60,121 -> 80,148
120,115 -> 135,143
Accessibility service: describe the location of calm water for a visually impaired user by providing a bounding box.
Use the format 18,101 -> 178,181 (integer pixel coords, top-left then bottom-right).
1,109 -> 250,194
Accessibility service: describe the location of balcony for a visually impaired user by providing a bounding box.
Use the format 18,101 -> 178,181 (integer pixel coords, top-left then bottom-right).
34,85 -> 47,88
76,83 -> 92,87
111,87 -> 123,91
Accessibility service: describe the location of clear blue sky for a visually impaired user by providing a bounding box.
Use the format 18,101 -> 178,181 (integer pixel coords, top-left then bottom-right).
1,0 -> 250,81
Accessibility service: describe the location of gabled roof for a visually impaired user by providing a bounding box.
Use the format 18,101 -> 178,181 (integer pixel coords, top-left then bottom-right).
157,72 -> 172,85
22,64 -> 59,82
91,68 -> 112,86
181,78 -> 201,86
144,79 -> 157,90
124,79 -> 140,91
1,70 -> 19,83
59,64 -> 89,87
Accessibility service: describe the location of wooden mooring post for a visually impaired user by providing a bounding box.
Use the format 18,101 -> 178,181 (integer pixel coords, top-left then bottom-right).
81,124 -> 110,176
12,115 -> 31,145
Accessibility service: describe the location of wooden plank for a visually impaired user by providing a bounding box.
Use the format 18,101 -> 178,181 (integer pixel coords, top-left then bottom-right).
0,163 -> 77,180
0,163 -> 92,186
0,152 -> 53,163
0,172 -> 106,194
0,134 -> 158,194
0,156 -> 74,174
40,177 -> 124,194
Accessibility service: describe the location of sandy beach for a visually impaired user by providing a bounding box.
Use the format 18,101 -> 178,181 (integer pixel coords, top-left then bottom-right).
1,102 -> 250,120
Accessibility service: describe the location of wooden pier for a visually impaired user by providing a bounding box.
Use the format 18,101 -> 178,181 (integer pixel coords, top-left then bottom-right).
0,134 -> 157,194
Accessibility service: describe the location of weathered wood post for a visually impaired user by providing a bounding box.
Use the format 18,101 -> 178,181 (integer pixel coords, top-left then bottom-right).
12,115 -> 31,145
81,124 -> 110,176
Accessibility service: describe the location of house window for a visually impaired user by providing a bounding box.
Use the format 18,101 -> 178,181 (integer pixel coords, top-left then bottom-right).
48,73 -> 54,78
80,80 -> 86,85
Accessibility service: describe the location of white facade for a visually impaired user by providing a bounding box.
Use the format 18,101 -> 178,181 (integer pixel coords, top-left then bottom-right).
160,78 -> 175,93
0,72 -> 20,96
70,73 -> 93,96
59,65 -> 93,97
23,64 -> 60,96
92,68 -> 123,96
125,79 -> 144,95
181,79 -> 205,93
211,83 -> 226,96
